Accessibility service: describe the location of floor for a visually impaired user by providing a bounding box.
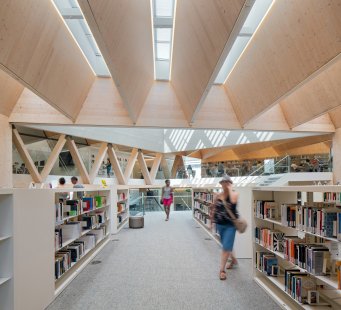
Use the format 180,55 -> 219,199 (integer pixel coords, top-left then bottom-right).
48,211 -> 279,310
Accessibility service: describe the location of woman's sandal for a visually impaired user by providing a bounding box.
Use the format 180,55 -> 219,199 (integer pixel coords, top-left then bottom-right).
219,270 -> 227,280
226,258 -> 238,270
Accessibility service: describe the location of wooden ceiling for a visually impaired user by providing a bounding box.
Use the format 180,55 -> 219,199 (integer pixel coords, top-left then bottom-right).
1,0 -> 341,135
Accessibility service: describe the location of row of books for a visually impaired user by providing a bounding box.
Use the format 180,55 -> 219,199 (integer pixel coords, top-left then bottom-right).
255,200 -> 277,220
194,192 -> 214,203
256,251 -> 279,276
55,215 -> 107,250
194,209 -> 211,227
283,237 -> 330,276
55,228 -> 107,280
55,196 -> 108,223
194,201 -> 209,215
284,269 -> 317,304
324,192 -> 341,203
281,204 -> 341,239
254,227 -> 284,252
117,203 -> 126,213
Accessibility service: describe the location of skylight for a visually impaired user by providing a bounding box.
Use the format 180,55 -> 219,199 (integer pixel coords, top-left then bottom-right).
53,0 -> 110,77
152,0 -> 176,80
214,0 -> 273,84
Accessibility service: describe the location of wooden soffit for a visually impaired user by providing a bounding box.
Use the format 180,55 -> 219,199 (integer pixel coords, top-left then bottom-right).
171,0 -> 246,123
0,0 -> 94,120
78,0 -> 154,123
225,0 -> 341,126
281,57 -> 341,128
0,70 -> 24,116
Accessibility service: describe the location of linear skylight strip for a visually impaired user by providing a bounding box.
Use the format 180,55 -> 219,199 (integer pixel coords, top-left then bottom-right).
153,0 -> 176,80
52,0 -> 110,77
169,0 -> 177,81
214,0 -> 274,84
150,0 -> 156,79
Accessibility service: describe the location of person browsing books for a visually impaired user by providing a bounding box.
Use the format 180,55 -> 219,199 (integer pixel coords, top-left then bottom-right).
211,175 -> 239,280
162,179 -> 173,221
71,176 -> 84,188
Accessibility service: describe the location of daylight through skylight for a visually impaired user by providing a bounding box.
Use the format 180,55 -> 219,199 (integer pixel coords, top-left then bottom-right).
215,0 -> 273,84
53,0 -> 110,77
152,0 -> 176,80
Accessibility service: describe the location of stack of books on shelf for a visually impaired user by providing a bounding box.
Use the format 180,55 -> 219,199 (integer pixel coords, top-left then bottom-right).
324,192 -> 341,203
193,209 -> 211,227
194,191 -> 214,203
255,251 -> 279,276
284,269 -> 317,304
281,202 -> 341,240
254,227 -> 284,252
193,201 -> 210,215
255,200 -> 278,220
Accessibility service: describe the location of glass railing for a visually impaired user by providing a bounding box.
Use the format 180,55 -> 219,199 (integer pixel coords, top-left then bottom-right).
129,189 -> 192,215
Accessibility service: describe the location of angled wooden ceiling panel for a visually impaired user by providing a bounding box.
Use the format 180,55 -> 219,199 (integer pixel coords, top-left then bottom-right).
292,114 -> 335,133
171,0 -> 246,122
76,78 -> 133,126
136,82 -> 188,127
329,107 -> 341,128
0,70 -> 24,116
194,86 -> 241,129
79,0 -> 154,123
0,0 -> 94,120
273,134 -> 332,154
225,0 -> 341,126
281,57 -> 341,128
244,105 -> 290,131
9,88 -> 72,124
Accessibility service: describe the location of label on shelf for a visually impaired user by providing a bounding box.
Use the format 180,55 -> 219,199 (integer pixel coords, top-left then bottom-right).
297,231 -> 305,239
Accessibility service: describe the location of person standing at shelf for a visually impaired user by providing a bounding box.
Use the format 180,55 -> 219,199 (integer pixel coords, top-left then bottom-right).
106,159 -> 112,178
71,176 -> 84,188
210,174 -> 239,280
57,177 -> 66,188
162,179 -> 173,221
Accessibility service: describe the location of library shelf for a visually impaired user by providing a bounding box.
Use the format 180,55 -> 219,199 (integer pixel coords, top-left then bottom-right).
253,186 -> 341,309
255,270 -> 331,310
255,216 -> 340,243
55,204 -> 110,226
255,242 -> 338,289
117,217 -> 129,233
193,217 -> 221,246
55,236 -> 110,297
118,199 -> 128,204
0,277 -> 11,286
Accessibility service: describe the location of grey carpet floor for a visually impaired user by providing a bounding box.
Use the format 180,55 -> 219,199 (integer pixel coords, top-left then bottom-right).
47,211 -> 279,310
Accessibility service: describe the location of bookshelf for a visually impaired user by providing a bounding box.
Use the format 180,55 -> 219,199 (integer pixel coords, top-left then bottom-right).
193,187 -> 221,245
113,186 -> 129,233
253,186 -> 341,309
0,190 -> 13,310
192,186 -> 253,259
54,188 -> 112,296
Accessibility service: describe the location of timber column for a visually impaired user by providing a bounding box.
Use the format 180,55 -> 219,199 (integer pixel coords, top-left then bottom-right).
0,115 -> 12,187
332,128 -> 341,184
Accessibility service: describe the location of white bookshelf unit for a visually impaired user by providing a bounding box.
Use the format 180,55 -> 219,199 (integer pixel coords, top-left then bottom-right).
54,188 -> 112,296
113,186 -> 129,233
0,190 -> 13,310
193,187 -> 221,245
253,186 -> 341,309
192,186 -> 253,259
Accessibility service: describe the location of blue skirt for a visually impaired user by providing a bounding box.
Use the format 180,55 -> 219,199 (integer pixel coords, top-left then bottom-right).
216,224 -> 236,251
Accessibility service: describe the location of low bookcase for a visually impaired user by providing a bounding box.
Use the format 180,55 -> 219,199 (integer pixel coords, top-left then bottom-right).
253,186 -> 341,309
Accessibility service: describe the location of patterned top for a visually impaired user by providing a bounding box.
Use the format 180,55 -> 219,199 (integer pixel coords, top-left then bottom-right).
213,195 -> 239,226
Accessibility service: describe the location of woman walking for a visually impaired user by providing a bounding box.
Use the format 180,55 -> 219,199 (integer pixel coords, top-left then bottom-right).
211,175 -> 239,280
162,179 -> 173,221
